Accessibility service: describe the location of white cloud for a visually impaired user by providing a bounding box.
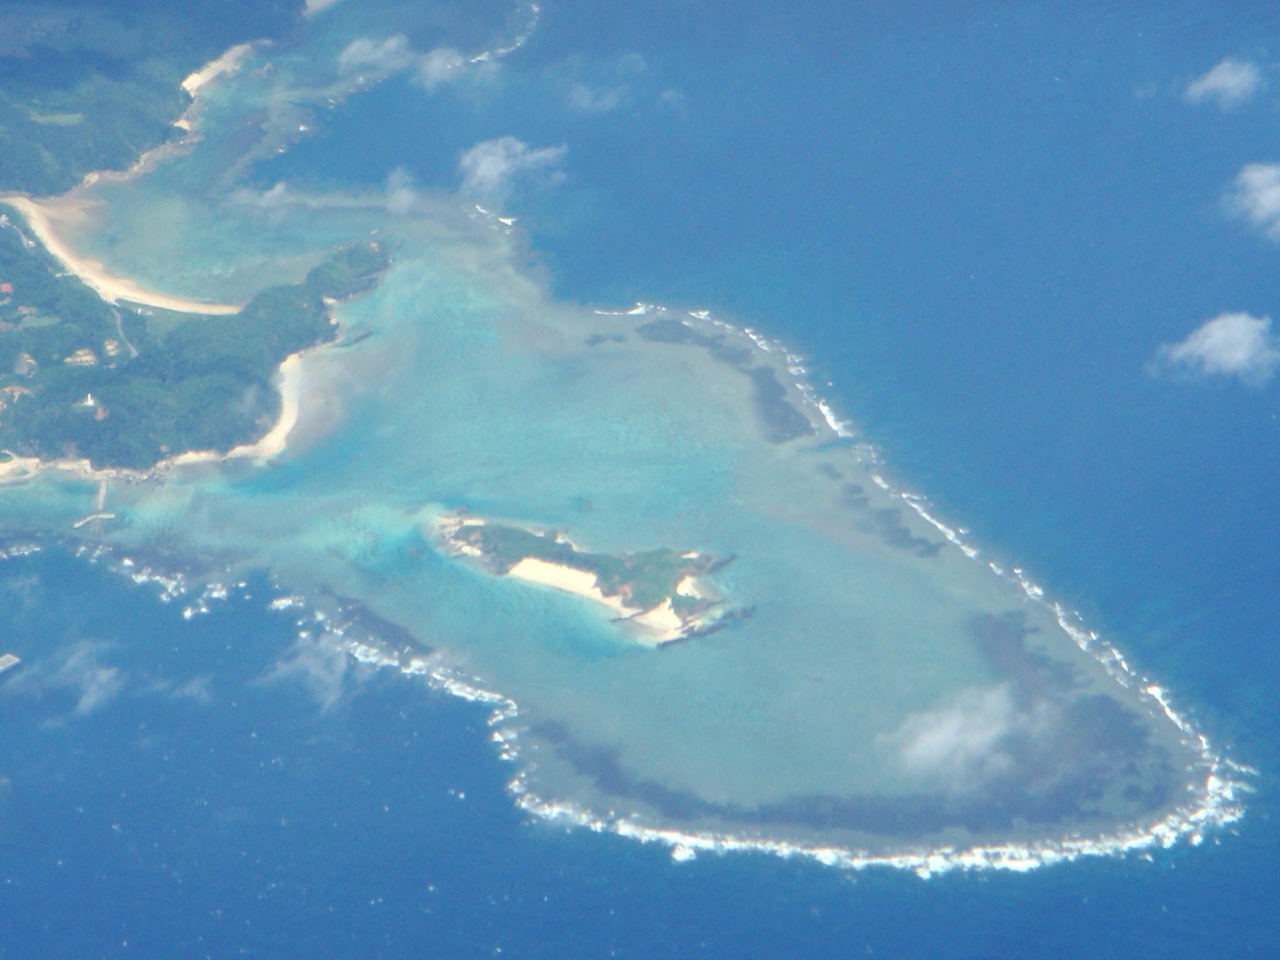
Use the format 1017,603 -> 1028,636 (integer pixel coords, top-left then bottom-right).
251,181 -> 291,208
418,47 -> 467,89
385,167 -> 419,215
1152,311 -> 1280,385
257,637 -> 351,711
170,676 -> 215,703
1186,57 -> 1262,109
338,38 -> 487,90
59,646 -> 124,715
559,53 -> 648,114
886,685 -> 1018,790
879,684 -> 1065,793
568,83 -> 624,113
305,0 -> 347,15
2,641 -> 125,717
337,35 -> 416,77
458,136 -> 567,204
1225,162 -> 1280,238
658,88 -> 687,109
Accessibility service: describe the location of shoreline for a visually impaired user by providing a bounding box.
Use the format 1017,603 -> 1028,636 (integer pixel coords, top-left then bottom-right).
506,556 -> 639,619
0,345 -> 309,490
170,351 -> 305,466
0,197 -> 240,315
7,532 -> 1248,881
327,607 -> 1253,879
0,14 -> 1250,878
181,43 -> 257,97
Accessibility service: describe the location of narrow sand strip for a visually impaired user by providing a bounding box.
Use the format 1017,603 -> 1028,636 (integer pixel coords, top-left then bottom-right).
181,43 -> 257,96
0,197 -> 240,315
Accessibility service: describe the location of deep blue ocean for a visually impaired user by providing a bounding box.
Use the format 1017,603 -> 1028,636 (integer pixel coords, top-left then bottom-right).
3,0 -> 1280,955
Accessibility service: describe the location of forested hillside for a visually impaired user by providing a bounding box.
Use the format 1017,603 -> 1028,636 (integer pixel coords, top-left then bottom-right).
0,0 -> 301,195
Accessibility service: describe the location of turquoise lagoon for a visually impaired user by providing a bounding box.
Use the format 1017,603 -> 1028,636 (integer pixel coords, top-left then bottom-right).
0,0 -> 1244,873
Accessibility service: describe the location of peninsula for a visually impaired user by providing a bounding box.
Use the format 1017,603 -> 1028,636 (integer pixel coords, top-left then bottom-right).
0,213 -> 388,470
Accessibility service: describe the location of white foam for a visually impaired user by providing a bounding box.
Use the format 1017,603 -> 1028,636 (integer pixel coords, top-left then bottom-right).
817,400 -> 855,438
511,748 -> 1251,878
61,281 -> 1247,878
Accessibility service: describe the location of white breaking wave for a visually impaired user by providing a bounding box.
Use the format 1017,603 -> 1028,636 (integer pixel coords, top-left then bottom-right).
73,488 -> 1249,880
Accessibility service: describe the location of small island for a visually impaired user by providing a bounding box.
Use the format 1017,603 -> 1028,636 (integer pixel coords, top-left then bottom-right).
437,515 -> 733,647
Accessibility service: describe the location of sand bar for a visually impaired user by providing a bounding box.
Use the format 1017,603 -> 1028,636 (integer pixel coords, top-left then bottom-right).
0,197 -> 240,315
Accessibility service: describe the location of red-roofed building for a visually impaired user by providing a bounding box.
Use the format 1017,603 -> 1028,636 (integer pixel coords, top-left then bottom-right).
0,282 -> 13,294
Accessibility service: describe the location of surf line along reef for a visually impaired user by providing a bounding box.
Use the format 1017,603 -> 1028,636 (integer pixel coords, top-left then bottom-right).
436,514 -> 744,646
0,0 -> 1252,878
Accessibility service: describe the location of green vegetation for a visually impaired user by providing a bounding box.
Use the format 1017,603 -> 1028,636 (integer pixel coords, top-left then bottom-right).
452,522 -> 718,614
0,216 -> 388,468
0,0 -> 301,195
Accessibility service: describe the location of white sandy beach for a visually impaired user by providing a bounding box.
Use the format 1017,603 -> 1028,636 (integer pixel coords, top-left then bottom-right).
229,353 -> 304,459
169,352 -> 304,466
0,197 -> 240,315
181,43 -> 257,96
506,557 -> 637,618
0,346 -> 306,496
504,556 -> 692,643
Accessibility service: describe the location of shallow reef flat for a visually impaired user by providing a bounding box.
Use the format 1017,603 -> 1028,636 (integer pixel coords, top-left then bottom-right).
0,0 -> 1243,872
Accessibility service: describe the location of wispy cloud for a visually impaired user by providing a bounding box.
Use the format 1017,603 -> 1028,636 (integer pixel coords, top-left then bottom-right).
568,83 -> 624,113
2,641 -> 125,717
337,35 -> 416,78
560,52 -> 651,114
305,0 -> 347,15
458,136 -> 567,205
657,88 -> 687,113
257,637 -> 351,711
1185,57 -> 1262,109
60,645 -> 124,714
418,47 -> 468,89
883,685 -> 1019,791
338,36 -> 489,90
1151,312 -> 1280,385
1225,162 -> 1280,238
384,167 -> 419,215
170,676 -> 215,703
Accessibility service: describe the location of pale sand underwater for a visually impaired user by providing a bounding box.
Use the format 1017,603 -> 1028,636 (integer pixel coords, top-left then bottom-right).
0,0 -> 1249,873
0,197 -> 240,315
